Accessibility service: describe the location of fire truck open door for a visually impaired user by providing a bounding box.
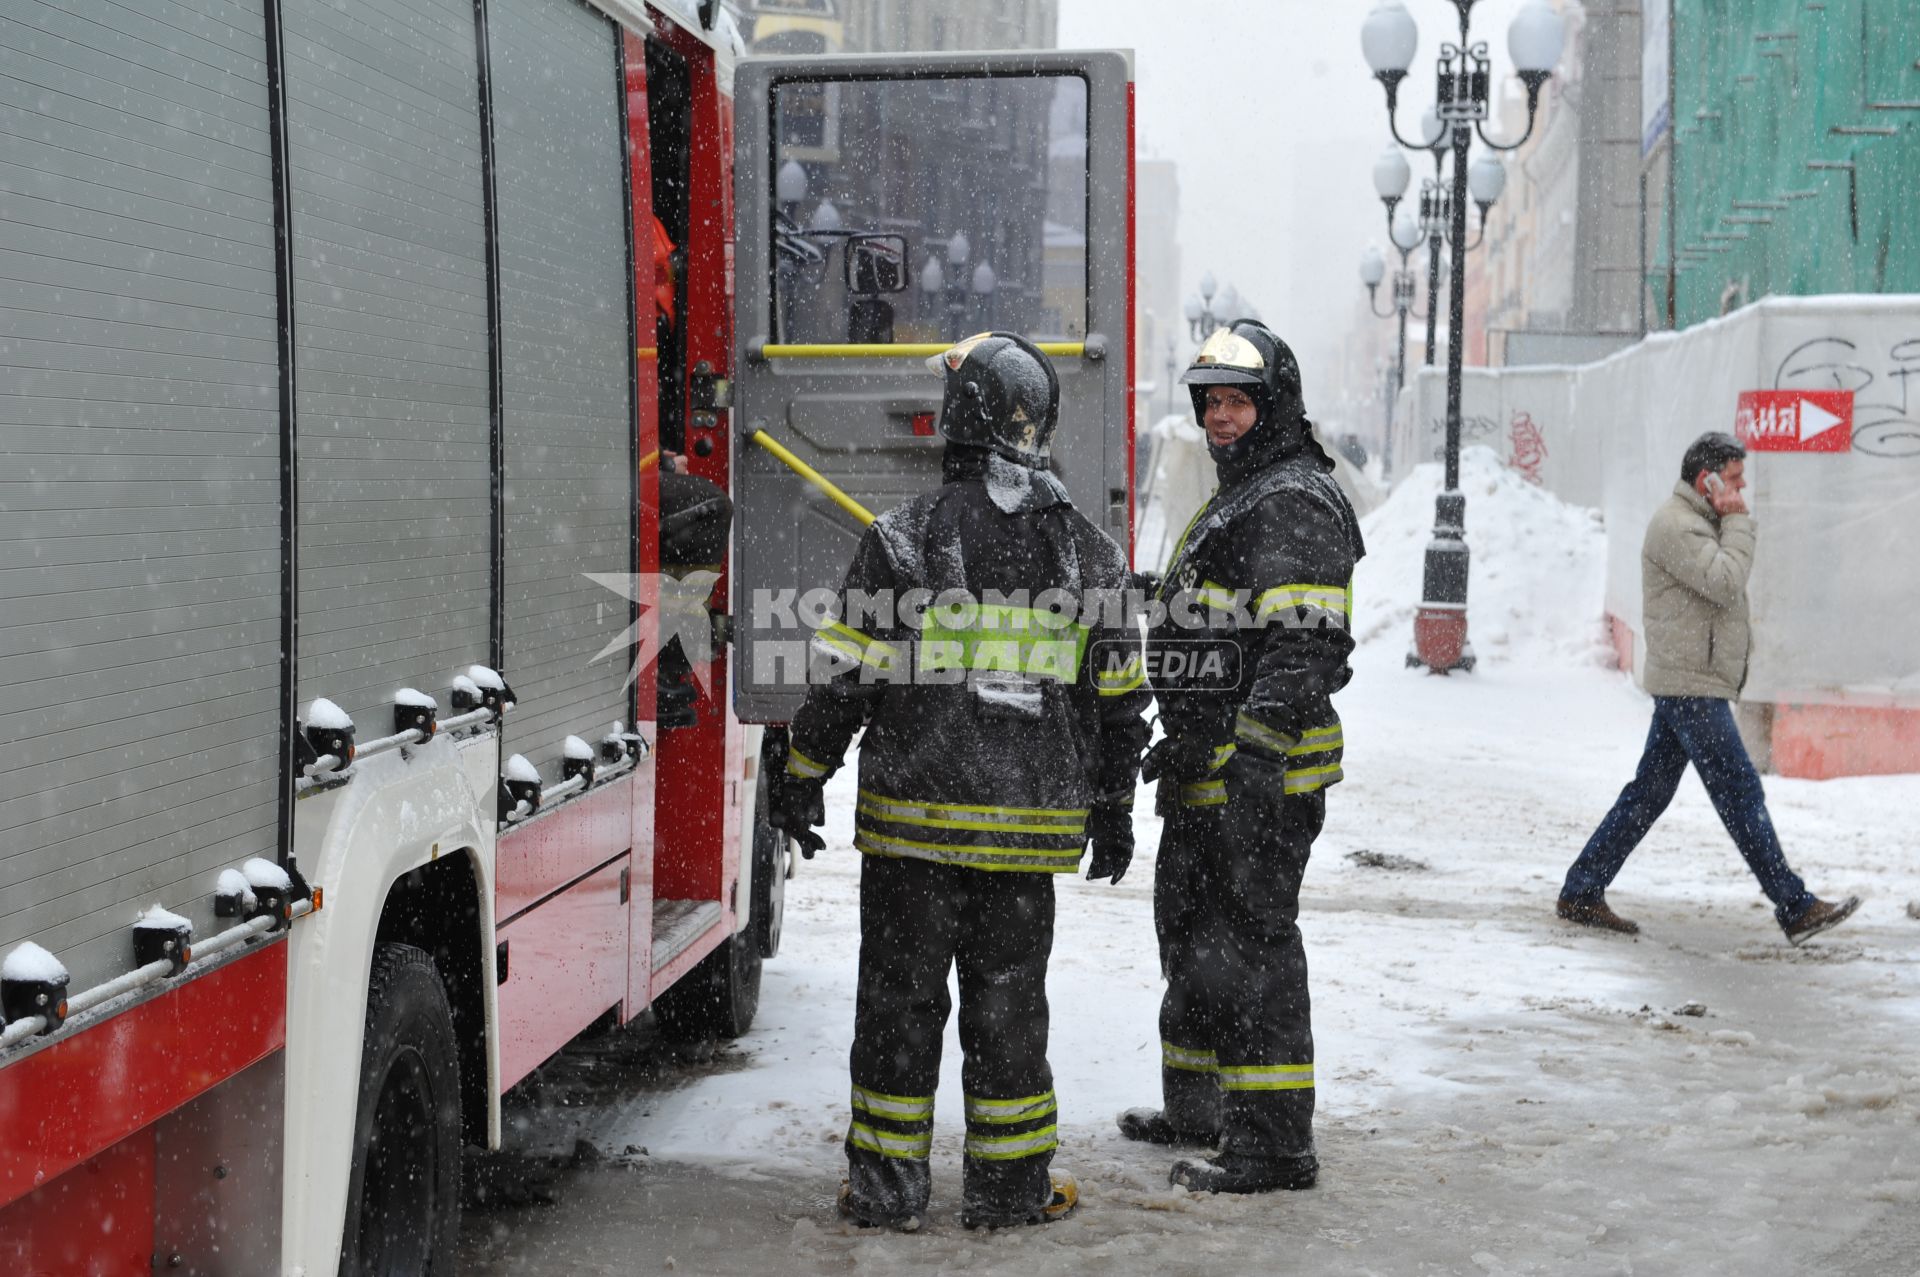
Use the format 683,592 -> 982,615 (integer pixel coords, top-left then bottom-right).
730,50 -> 1135,723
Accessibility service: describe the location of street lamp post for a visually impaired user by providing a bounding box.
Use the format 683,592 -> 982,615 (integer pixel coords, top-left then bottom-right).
1359,209 -> 1430,479
1184,271 -> 1225,341
1363,0 -> 1563,674
1416,107 -> 1452,367
970,259 -> 997,331
943,231 -> 971,338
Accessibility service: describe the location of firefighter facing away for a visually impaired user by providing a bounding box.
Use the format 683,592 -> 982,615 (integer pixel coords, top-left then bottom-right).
770,333 -> 1151,1230
1121,320 -> 1365,1194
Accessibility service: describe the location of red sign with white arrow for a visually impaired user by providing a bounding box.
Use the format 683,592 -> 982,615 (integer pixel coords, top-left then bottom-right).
1733,390 -> 1854,453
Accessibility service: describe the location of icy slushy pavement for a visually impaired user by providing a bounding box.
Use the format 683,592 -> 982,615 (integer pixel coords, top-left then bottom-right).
469,450 -> 1920,1274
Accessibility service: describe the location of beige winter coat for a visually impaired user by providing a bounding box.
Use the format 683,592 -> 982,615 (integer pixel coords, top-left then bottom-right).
1640,481 -> 1755,700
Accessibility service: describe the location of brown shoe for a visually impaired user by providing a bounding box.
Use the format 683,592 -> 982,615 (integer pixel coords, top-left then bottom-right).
1784,896 -> 1860,946
1556,895 -> 1640,934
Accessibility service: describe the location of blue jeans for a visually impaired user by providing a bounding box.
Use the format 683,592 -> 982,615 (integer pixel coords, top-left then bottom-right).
1562,696 -> 1815,927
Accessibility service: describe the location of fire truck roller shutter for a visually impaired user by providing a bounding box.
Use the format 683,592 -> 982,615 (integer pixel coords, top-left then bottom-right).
285,0 -> 494,732
0,0 -> 283,993
491,0 -> 635,780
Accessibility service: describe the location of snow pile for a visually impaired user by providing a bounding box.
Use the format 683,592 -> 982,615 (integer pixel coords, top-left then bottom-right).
562,736 -> 593,761
2,940 -> 68,984
1352,445 -> 1612,667
394,687 -> 437,709
241,857 -> 290,892
304,696 -> 353,731
133,904 -> 192,933
217,868 -> 256,912
504,754 -> 542,785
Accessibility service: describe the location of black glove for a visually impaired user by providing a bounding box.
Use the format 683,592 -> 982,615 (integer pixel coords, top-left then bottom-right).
1139,734 -> 1225,784
1083,804 -> 1134,885
768,774 -> 826,859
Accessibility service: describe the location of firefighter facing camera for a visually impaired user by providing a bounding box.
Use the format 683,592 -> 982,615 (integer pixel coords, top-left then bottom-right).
770,332 -> 1151,1231
1122,320 -> 1365,1195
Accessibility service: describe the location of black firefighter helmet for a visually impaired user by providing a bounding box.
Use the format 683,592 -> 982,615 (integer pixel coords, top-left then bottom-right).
1178,319 -> 1304,429
926,331 -> 1060,467
1178,319 -> 1321,475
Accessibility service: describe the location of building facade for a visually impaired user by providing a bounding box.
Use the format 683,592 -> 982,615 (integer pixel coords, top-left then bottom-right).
1652,0 -> 1920,327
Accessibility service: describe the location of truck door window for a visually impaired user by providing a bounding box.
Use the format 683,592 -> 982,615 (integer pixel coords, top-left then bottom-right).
770,74 -> 1089,345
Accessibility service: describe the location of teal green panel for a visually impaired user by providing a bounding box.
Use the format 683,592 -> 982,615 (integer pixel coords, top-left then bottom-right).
1669,0 -> 1920,326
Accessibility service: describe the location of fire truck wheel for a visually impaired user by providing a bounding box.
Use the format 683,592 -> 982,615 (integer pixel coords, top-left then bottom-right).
340,943 -> 463,1277
752,774 -> 786,959
655,918 -> 763,1041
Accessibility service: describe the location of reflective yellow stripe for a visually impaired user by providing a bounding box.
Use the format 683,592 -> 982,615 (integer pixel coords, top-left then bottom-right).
964,1125 -> 1059,1160
1287,727 -> 1343,757
851,1086 -> 933,1121
1097,655 -> 1146,696
849,1121 -> 933,1159
1217,1063 -> 1315,1092
1284,763 -> 1343,794
854,831 -> 1084,872
811,622 -> 903,670
857,797 -> 1086,837
1253,584 -> 1351,620
1162,1041 -> 1218,1073
1234,711 -> 1297,755
860,791 -> 1090,833
1210,743 -> 1237,770
919,602 -> 1090,681
811,629 -> 865,663
858,791 -> 1087,821
1194,580 -> 1238,611
965,1092 -> 1058,1125
1179,779 -> 1227,807
786,746 -> 829,780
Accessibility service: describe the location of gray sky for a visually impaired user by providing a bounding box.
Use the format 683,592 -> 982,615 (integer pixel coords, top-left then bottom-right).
1057,0 -> 1540,385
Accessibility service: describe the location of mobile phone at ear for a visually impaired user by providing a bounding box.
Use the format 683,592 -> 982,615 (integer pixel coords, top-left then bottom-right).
1704,472 -> 1726,497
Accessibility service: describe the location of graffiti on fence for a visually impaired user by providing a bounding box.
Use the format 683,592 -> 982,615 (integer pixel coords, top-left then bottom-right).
1507,410 -> 1547,484
1425,413 -> 1500,464
1773,336 -> 1920,459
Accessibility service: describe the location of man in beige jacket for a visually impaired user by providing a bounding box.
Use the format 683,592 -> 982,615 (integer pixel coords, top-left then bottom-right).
1557,432 -> 1858,945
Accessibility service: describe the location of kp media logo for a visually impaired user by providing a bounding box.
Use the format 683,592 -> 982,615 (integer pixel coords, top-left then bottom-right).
1089,638 -> 1242,692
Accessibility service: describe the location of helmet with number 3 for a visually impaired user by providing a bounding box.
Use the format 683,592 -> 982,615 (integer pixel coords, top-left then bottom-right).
926,332 -> 1061,467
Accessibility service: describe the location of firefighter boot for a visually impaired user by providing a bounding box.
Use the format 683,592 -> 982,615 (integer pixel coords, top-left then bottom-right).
959,1172 -> 1078,1230
1169,1151 -> 1318,1195
836,1180 -> 925,1234
1118,1039 -> 1222,1146
1117,1108 -> 1217,1146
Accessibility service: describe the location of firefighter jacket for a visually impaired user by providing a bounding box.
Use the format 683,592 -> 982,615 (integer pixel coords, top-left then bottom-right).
785,451 -> 1152,873
1151,439 -> 1365,811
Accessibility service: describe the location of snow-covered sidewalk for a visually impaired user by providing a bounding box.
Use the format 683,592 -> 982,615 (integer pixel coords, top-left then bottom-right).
554,452 -> 1920,1273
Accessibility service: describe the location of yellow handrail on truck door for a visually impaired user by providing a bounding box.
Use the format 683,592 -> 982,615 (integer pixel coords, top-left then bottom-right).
747,430 -> 877,528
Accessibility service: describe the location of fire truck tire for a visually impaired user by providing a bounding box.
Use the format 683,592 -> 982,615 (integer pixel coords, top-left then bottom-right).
340,943 -> 463,1277
752,774 -> 786,959
655,914 -> 763,1041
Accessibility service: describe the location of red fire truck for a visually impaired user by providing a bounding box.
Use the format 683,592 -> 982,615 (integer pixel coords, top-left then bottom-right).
0,0 -> 1133,1270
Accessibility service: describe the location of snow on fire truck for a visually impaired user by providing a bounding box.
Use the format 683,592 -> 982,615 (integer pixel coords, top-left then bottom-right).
0,0 -> 1133,1269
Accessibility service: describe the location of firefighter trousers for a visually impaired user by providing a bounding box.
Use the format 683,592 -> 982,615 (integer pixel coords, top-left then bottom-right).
845,854 -> 1058,1220
1154,776 -> 1324,1163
